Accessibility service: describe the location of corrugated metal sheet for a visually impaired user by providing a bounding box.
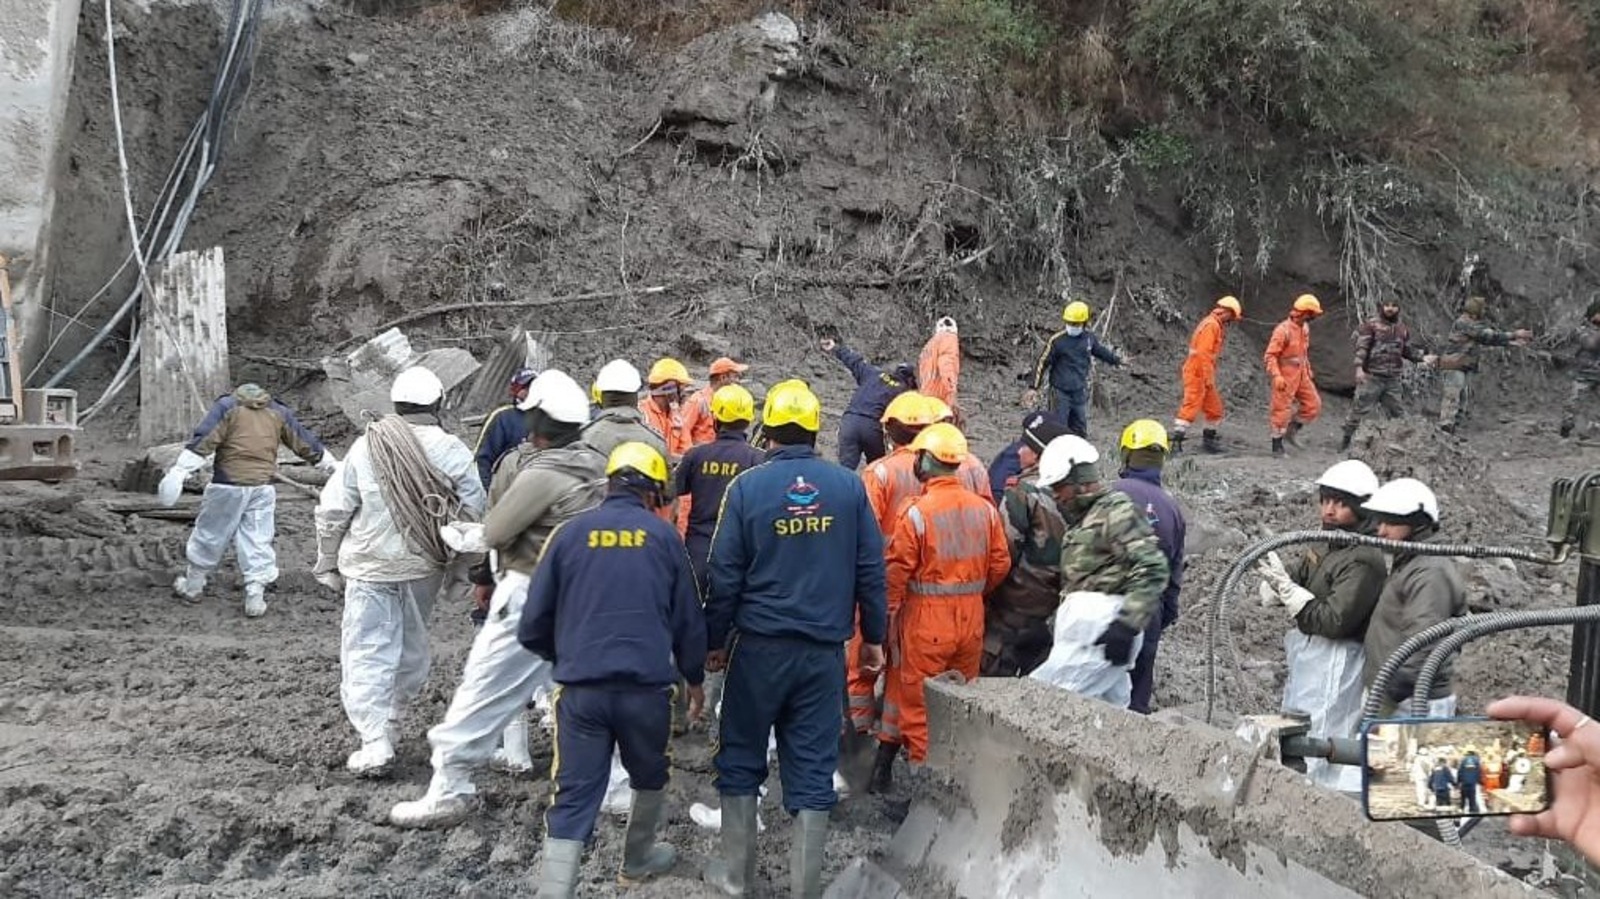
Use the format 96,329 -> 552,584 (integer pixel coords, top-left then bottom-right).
140,247 -> 231,446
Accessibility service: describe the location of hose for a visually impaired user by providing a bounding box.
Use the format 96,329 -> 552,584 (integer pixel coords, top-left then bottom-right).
365,414 -> 463,567
1206,529 -> 1567,723
1405,606 -> 1600,716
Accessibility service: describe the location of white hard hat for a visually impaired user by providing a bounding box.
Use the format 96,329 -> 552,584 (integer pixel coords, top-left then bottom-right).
519,369 -> 590,422
594,359 -> 643,394
1362,477 -> 1440,524
391,366 -> 444,406
935,316 -> 958,334
1315,459 -> 1380,500
1035,434 -> 1099,489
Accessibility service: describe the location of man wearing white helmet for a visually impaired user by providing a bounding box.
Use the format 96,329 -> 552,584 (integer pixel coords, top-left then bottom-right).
390,369 -> 608,828
1360,477 -> 1467,717
582,359 -> 669,459
313,366 -> 487,777
1256,459 -> 1386,790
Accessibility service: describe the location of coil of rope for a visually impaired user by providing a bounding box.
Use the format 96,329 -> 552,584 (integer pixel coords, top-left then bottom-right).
365,414 -> 463,567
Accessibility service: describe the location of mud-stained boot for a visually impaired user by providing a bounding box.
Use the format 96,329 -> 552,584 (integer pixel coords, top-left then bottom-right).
1339,427 -> 1355,452
243,583 -> 267,618
346,736 -> 395,777
1440,422 -> 1457,435
173,566 -> 207,602
1562,418 -> 1576,438
1201,429 -> 1225,454
703,794 -> 759,896
536,837 -> 583,899
1169,431 -> 1186,455
493,716 -> 534,773
390,768 -> 477,829
868,741 -> 899,794
618,789 -> 677,884
1271,437 -> 1285,457
789,809 -> 829,899
1284,420 -> 1304,448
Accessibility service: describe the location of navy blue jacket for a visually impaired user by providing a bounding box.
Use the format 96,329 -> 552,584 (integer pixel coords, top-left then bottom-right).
475,405 -> 528,491
988,440 -> 1024,499
1032,329 -> 1121,394
1429,767 -> 1455,792
1113,468 -> 1185,632
706,444 -> 887,649
1458,755 -> 1483,788
675,431 -> 766,546
832,344 -> 915,421
518,492 -> 707,687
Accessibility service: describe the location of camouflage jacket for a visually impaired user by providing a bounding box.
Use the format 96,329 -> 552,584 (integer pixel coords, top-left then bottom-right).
1354,318 -> 1426,379
986,467 -> 1068,630
1574,327 -> 1600,383
1443,315 -> 1515,371
1059,488 -> 1170,631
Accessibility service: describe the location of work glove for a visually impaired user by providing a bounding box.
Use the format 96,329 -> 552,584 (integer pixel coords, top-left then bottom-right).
1094,620 -> 1140,667
157,449 -> 208,507
1255,551 -> 1314,616
315,571 -> 345,592
440,522 -> 487,553
315,451 -> 340,474
312,551 -> 344,592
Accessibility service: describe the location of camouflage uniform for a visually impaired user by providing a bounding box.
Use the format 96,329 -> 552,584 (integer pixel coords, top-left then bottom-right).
1438,314 -> 1518,428
982,468 -> 1068,676
1561,326 -> 1600,438
1059,488 -> 1170,633
1344,316 -> 1427,434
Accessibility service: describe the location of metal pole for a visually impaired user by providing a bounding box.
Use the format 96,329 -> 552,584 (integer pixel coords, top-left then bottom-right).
1567,558 -> 1600,718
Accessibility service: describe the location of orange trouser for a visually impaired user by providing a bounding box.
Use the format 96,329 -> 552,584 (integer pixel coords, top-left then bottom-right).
1269,366 -> 1321,435
1176,357 -> 1224,428
879,595 -> 984,763
845,628 -> 879,733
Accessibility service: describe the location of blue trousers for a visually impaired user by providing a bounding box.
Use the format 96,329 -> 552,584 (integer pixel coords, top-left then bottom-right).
546,684 -> 672,841
1129,628 -> 1162,714
1052,388 -> 1089,438
715,634 -> 844,812
686,535 -> 712,596
837,413 -> 886,470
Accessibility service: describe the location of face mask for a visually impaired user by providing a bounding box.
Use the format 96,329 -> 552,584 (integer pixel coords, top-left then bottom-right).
1066,325 -> 1084,337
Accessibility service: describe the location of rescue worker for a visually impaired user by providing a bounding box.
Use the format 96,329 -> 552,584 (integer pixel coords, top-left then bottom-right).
1256,459 -> 1386,791
641,357 -> 694,462
1111,420 -> 1185,715
1173,296 -> 1241,454
987,410 -> 1063,497
982,412 -> 1071,676
472,367 -> 537,488
1022,299 -> 1123,438
1560,300 -> 1600,438
1341,301 -> 1436,450
872,424 -> 1010,791
683,356 -> 751,447
389,370 -> 606,829
820,336 -> 917,469
519,442 -> 707,896
582,359 -> 668,459
1459,747 -> 1484,813
703,380 -> 887,898
1265,294 -> 1325,456
1430,758 -> 1456,809
313,367 -> 486,777
160,383 -> 334,617
1438,296 -> 1532,434
675,384 -> 765,587
1034,434 -> 1168,679
1361,477 -> 1467,717
917,317 -> 960,411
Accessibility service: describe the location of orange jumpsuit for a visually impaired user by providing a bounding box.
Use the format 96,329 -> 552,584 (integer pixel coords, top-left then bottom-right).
878,476 -> 1010,762
846,447 -> 991,732
640,397 -> 693,463
918,332 -> 960,409
1176,310 -> 1227,429
680,386 -> 717,448
1264,316 -> 1321,436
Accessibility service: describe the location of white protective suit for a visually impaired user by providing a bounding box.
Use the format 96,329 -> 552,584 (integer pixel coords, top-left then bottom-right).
1281,631 -> 1366,792
1030,592 -> 1143,709
188,482 -> 280,587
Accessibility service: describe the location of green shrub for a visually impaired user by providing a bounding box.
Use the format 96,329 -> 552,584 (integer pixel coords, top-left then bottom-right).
874,0 -> 1054,81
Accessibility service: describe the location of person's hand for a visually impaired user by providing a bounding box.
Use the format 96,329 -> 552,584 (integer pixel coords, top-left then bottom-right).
686,683 -> 706,723
1355,369 -> 1369,385
315,571 -> 345,592
820,338 -> 836,352
1094,620 -> 1140,667
1272,376 -> 1289,393
859,643 -> 885,675
705,649 -> 729,673
315,451 -> 339,474
1423,354 -> 1439,368
1020,388 -> 1039,408
157,467 -> 186,507
1515,329 -> 1534,342
473,583 -> 493,613
1488,695 -> 1600,865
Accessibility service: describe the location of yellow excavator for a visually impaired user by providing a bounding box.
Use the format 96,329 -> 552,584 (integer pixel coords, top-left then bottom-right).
0,255 -> 79,480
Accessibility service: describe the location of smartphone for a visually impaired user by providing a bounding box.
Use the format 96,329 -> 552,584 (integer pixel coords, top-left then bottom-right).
1362,716 -> 1552,822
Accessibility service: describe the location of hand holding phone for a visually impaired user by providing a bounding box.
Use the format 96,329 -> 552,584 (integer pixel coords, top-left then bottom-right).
1486,696 -> 1600,866
1362,716 -> 1551,822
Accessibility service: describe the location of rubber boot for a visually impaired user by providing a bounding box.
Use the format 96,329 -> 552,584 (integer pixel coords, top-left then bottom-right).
537,837 -> 584,899
173,566 -> 207,602
493,716 -> 534,773
1440,422 -> 1456,435
243,583 -> 267,618
868,741 -> 898,794
1271,437 -> 1285,457
789,809 -> 829,899
1284,420 -> 1304,448
389,768 -> 477,829
619,789 -> 677,884
1201,429 -> 1224,454
1561,418 -> 1576,438
1339,427 -> 1355,452
1169,431 -> 1185,455
703,794 -> 759,896
346,736 -> 395,777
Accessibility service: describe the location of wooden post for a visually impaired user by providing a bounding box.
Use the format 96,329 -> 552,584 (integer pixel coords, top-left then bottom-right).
140,247 -> 231,446
0,255 -> 22,422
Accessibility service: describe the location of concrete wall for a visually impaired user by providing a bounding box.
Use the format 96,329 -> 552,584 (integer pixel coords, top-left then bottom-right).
900,680 -> 1537,899
0,0 -> 82,373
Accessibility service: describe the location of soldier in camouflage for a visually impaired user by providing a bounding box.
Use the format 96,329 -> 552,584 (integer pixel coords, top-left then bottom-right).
1436,296 -> 1531,434
1560,300 -> 1600,439
1340,300 -> 1437,451
982,415 -> 1072,676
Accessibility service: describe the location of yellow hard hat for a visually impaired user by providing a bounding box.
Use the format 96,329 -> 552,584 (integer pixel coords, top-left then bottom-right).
882,391 -> 937,426
1062,300 -> 1091,324
710,384 -> 756,423
763,379 -> 821,432
590,383 -> 602,405
1216,296 -> 1242,317
923,396 -> 955,423
1119,419 -> 1170,452
605,441 -> 668,484
647,357 -> 691,386
910,422 -> 968,464
1292,294 -> 1323,316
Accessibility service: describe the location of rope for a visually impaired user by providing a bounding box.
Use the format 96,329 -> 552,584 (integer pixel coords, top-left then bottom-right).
365,415 -> 461,567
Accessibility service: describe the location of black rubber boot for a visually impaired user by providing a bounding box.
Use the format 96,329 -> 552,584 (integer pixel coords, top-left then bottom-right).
1170,432 -> 1185,455
1201,429 -> 1224,454
1284,420 -> 1304,448
868,742 -> 899,794
1271,437 -> 1285,456
1339,427 -> 1354,452
1561,418 -> 1575,438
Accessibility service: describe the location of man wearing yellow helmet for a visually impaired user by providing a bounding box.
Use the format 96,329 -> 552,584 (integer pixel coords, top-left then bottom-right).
1023,298 -> 1123,438
1110,420 -> 1186,715
674,384 -> 765,589
641,357 -> 694,462
519,442 -> 707,896
1265,294 -> 1325,455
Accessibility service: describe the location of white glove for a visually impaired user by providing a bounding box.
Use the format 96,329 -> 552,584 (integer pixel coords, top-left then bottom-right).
157,468 -> 186,507
315,571 -> 345,592
1256,551 -> 1314,616
440,522 -> 487,553
315,451 -> 339,474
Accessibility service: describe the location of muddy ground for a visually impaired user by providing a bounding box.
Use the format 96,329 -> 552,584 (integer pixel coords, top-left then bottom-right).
8,0 -> 1600,895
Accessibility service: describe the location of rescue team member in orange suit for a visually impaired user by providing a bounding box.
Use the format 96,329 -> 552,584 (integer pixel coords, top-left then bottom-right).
1172,296 -> 1241,455
1265,294 -> 1325,456
641,357 -> 694,463
871,424 -> 1010,792
917,317 -> 960,412
682,357 -> 750,447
